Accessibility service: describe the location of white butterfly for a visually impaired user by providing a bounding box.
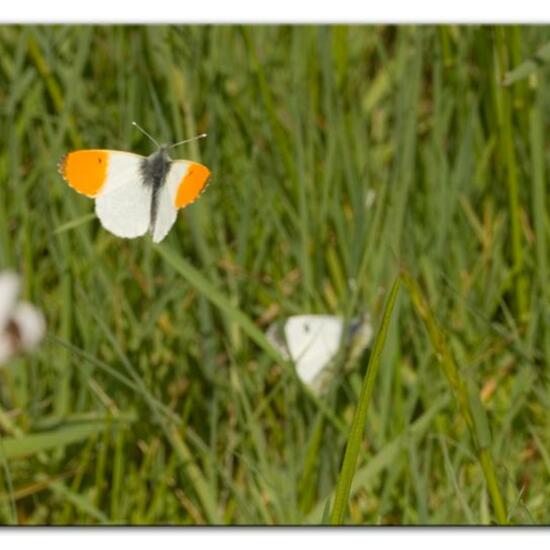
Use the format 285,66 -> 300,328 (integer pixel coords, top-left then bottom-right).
0,272 -> 46,366
267,314 -> 372,394
59,123 -> 210,243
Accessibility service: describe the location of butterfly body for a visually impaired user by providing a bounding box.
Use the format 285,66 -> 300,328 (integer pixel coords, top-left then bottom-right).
59,144 -> 210,243
141,146 -> 172,235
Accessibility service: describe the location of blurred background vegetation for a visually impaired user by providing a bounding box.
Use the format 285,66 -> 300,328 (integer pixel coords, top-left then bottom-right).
0,25 -> 550,525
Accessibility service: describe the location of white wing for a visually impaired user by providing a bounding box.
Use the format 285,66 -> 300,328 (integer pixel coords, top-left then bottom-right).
150,161 -> 191,243
284,315 -> 344,386
95,152 -> 152,239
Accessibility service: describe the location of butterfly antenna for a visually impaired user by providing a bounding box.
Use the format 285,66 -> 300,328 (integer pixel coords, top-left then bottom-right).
168,133 -> 207,149
132,121 -> 160,148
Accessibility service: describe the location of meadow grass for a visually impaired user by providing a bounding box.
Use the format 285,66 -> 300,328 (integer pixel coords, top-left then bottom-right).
0,25 -> 550,525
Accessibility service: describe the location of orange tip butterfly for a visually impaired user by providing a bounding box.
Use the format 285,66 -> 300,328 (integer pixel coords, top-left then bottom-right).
58,122 -> 211,243
0,272 -> 46,366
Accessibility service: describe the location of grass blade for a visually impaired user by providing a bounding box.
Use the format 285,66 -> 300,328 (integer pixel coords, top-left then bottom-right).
503,41 -> 550,85
0,418 -> 132,460
53,213 -> 95,235
155,243 -> 284,363
402,270 -> 508,524
329,277 -> 400,524
308,392 -> 449,524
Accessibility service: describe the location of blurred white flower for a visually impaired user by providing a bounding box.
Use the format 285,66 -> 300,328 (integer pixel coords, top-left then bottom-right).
0,271 -> 46,366
365,189 -> 376,209
267,314 -> 372,395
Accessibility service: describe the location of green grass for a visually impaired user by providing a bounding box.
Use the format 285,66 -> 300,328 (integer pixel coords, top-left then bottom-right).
330,277 -> 400,524
1,25 -> 550,525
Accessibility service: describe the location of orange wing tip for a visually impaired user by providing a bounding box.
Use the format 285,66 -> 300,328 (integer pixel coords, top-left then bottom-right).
175,163 -> 211,209
59,150 -> 109,197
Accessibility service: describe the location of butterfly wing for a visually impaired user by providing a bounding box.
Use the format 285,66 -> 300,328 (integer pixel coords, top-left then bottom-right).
150,160 -> 211,243
60,150 -> 153,239
284,315 -> 344,387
